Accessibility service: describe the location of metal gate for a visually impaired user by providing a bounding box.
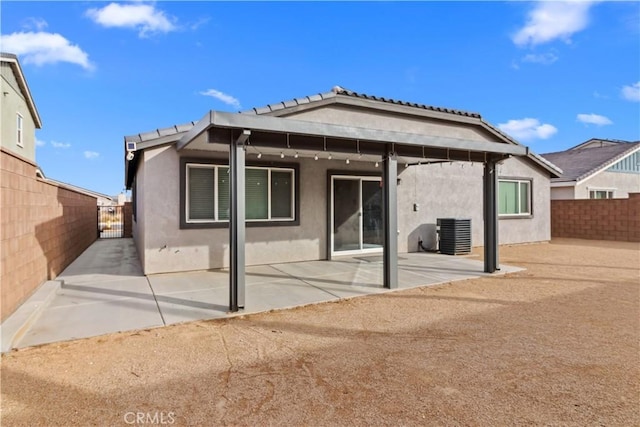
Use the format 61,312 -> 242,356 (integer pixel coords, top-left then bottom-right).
98,205 -> 124,238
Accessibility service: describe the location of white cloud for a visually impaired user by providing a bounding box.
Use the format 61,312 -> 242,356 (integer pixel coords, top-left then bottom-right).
86,3 -> 176,38
84,151 -> 100,159
189,17 -> 210,31
513,1 -> 596,47
521,52 -> 558,65
498,118 -> 558,141
577,113 -> 612,126
22,17 -> 48,31
621,81 -> 640,102
0,31 -> 93,70
35,138 -> 46,147
200,89 -> 241,109
51,141 -> 71,149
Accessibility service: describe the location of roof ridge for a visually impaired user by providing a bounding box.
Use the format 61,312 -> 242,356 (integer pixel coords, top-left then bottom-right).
243,86 -> 482,119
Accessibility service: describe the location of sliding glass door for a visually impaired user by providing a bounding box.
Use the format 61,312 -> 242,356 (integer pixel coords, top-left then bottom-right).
331,176 -> 383,255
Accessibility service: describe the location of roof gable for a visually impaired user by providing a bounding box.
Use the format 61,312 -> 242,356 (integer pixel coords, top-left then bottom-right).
124,86 -> 563,187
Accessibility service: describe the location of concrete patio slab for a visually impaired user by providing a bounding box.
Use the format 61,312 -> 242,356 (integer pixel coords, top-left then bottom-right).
2,238 -> 523,351
17,296 -> 164,348
145,287 -> 230,325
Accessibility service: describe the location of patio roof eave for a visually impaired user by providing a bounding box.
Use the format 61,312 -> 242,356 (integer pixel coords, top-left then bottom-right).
176,110 -> 528,158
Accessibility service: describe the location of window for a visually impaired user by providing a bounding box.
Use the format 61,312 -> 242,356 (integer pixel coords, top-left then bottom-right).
589,190 -> 614,199
499,179 -> 531,216
184,162 -> 296,225
16,113 -> 23,147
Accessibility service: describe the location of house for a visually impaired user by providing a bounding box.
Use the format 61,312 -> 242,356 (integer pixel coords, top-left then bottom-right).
124,86 -> 561,310
542,138 -> 640,200
1,53 -> 42,162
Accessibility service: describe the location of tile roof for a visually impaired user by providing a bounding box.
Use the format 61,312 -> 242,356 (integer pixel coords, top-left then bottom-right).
125,86 -> 483,143
125,122 -> 197,143
243,85 -> 482,118
541,141 -> 640,182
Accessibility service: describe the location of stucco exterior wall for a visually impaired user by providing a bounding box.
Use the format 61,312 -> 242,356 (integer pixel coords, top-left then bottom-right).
282,104 -> 492,142
1,63 -> 36,162
397,156 -> 550,250
575,171 -> 640,199
550,186 -> 575,200
497,156 -> 551,244
136,143 -> 550,275
138,145 -> 381,274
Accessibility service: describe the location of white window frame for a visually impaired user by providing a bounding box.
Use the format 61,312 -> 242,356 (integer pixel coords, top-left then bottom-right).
185,163 -> 295,224
16,113 -> 24,147
589,188 -> 614,199
498,178 -> 532,217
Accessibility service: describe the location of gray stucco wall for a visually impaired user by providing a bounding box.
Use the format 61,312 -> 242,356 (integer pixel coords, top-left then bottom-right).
1,63 -> 36,161
138,145 -> 380,274
136,143 -> 550,275
398,156 -> 550,250
282,104 -> 492,142
497,156 -> 551,244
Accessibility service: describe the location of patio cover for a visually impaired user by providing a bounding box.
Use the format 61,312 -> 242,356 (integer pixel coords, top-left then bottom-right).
177,110 -> 528,312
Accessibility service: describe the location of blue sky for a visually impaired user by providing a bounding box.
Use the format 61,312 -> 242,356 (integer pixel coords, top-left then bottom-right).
2,1 -> 639,196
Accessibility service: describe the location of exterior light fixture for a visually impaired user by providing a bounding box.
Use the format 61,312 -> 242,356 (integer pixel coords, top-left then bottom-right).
257,152 -> 262,159
314,154 -> 318,161
280,152 -> 285,159
375,161 -> 379,168
294,152 -> 299,159
328,153 -> 332,160
346,158 -> 350,164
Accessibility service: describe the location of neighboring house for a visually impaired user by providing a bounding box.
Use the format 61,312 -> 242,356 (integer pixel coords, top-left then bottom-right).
1,53 -> 42,162
125,86 -> 561,289
542,139 -> 640,200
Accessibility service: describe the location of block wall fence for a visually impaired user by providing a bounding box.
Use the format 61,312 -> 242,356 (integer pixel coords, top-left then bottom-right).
1,148 -> 98,321
551,193 -> 640,242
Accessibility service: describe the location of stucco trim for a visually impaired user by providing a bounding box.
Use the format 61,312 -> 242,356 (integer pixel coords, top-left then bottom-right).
179,157 -> 300,229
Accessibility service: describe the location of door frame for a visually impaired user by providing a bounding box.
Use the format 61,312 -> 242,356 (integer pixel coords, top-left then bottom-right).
328,173 -> 383,258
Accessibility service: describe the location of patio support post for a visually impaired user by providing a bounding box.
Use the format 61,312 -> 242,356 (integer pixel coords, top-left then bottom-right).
483,158 -> 499,273
229,130 -> 249,312
383,146 -> 398,289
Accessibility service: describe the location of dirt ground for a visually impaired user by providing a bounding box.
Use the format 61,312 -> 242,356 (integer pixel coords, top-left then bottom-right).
1,239 -> 639,426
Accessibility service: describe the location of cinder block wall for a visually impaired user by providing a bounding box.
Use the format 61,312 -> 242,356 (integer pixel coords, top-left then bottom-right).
1,148 -> 98,321
551,193 -> 640,242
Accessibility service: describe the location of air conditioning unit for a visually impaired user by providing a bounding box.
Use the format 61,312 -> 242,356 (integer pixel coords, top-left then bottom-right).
437,218 -> 471,255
